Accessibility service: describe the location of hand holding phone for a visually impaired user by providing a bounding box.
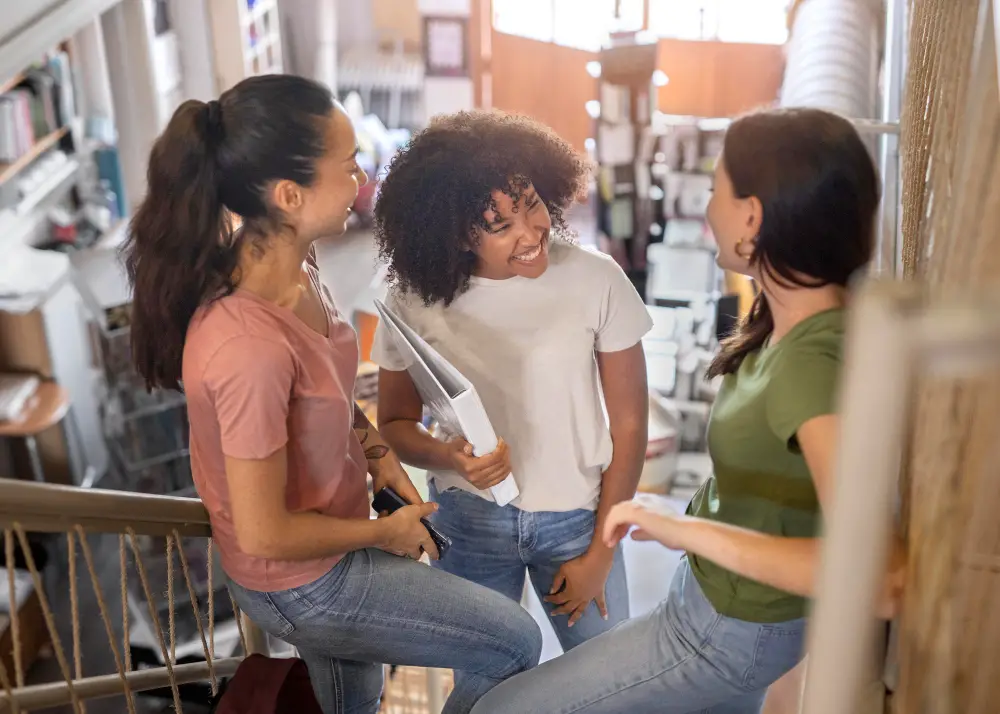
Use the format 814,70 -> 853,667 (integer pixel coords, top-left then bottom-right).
373,487 -> 452,559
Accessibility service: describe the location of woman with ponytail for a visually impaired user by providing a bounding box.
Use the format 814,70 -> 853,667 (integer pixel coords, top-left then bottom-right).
124,75 -> 540,714
471,108 -> 905,714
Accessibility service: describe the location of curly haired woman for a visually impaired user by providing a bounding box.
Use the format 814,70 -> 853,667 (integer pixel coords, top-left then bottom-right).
371,111 -> 652,652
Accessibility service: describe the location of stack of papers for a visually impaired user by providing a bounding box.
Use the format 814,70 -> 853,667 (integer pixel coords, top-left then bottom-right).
0,245 -> 69,312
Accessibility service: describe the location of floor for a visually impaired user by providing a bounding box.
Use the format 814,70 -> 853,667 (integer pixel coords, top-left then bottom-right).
14,203 -> 711,712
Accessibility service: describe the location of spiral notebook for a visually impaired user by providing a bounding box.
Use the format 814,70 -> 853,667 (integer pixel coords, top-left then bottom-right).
373,299 -> 519,506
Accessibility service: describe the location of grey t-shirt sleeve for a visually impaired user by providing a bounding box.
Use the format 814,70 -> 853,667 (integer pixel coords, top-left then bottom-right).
595,255 -> 653,353
370,291 -> 409,371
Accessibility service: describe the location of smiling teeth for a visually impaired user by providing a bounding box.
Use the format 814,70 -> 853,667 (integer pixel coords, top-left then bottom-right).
513,246 -> 542,262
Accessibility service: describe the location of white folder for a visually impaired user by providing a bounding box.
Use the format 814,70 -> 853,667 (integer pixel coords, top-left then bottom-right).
374,299 -> 519,506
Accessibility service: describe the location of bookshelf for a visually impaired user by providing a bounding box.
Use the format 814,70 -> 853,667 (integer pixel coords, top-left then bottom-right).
0,126 -> 70,185
0,72 -> 28,95
0,41 -> 83,250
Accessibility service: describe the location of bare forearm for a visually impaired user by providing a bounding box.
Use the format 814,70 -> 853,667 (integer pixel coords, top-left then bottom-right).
676,518 -> 906,618
591,423 -> 646,557
353,403 -> 395,474
379,418 -> 451,471
678,519 -> 819,597
250,512 -> 389,561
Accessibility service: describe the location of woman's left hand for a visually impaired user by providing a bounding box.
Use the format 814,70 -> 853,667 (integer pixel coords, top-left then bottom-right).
544,551 -> 614,627
371,452 -> 424,508
603,495 -> 691,550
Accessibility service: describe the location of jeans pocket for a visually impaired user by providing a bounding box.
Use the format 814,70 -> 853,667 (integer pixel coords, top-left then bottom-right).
743,621 -> 806,690
287,555 -> 353,614
544,510 -> 596,560
232,587 -> 296,639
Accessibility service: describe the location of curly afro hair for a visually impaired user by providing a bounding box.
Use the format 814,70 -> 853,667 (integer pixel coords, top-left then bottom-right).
373,110 -> 590,306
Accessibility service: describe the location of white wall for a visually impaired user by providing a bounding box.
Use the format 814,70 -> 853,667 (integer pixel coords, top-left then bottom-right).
0,2 -> 63,46
336,0 -> 375,52
0,0 -> 122,85
169,0 -> 215,100
280,0 -> 338,89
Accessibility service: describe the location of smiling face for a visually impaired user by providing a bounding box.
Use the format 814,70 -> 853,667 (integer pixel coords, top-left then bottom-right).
271,105 -> 368,242
471,181 -> 552,281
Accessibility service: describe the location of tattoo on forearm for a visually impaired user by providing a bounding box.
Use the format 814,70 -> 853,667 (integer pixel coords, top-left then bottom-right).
353,403 -> 368,430
354,403 -> 386,459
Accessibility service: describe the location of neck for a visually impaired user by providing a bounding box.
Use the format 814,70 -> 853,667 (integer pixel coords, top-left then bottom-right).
764,281 -> 845,344
236,232 -> 312,306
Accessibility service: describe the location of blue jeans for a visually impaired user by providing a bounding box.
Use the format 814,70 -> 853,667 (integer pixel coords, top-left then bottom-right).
227,548 -> 542,714
470,558 -> 805,714
429,482 -> 629,652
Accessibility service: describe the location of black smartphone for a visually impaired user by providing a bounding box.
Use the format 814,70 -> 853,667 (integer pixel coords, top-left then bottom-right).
372,486 -> 452,559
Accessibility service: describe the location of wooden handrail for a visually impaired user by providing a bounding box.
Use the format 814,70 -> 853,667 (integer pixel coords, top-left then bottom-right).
0,480 -> 210,537
0,657 -> 242,711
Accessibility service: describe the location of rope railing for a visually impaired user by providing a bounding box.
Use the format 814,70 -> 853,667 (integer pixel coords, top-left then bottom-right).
0,480 -> 260,713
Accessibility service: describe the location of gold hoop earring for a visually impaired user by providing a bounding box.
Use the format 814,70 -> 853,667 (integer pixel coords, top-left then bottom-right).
734,238 -> 753,260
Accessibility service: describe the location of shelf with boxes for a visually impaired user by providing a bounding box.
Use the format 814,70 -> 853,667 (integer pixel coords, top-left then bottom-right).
0,42 -> 126,254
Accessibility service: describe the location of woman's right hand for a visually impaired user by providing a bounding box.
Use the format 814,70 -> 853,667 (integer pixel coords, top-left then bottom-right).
382,503 -> 441,560
445,438 -> 511,490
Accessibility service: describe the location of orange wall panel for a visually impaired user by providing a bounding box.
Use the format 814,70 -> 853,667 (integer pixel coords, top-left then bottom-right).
486,34 -> 785,151
655,39 -> 785,117
489,31 -> 598,151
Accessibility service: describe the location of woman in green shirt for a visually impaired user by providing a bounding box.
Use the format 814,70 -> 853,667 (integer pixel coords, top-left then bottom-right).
471,108 -> 905,714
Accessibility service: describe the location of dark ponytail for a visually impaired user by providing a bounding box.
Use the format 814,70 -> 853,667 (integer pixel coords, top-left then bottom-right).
706,108 -> 879,379
122,75 -> 335,391
707,290 -> 773,378
124,100 -> 233,392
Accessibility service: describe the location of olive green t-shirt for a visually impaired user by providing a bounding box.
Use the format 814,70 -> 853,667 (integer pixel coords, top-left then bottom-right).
688,308 -> 844,623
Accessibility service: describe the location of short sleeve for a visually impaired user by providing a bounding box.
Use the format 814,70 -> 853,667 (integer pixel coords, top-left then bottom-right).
203,335 -> 295,460
370,291 -> 409,371
765,343 -> 842,450
595,256 -> 653,352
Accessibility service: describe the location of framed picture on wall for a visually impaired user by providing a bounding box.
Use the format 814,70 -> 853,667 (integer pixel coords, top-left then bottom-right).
423,16 -> 469,77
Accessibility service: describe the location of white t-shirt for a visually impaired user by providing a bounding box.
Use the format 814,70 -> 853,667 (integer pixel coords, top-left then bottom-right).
371,241 -> 653,512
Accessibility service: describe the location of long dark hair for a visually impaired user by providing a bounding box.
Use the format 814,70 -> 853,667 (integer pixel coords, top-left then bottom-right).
707,108 -> 879,378
123,75 -> 335,391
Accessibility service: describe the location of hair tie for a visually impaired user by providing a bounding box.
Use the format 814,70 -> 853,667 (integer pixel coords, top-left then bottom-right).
204,100 -> 224,142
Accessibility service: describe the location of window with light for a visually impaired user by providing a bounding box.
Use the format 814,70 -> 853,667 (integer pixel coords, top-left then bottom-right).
492,0 -> 790,48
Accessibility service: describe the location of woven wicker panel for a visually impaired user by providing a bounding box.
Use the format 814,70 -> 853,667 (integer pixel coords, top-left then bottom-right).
896,0 -> 1000,711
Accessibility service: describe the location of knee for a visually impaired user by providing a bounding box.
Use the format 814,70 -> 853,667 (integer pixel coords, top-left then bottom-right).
500,605 -> 543,677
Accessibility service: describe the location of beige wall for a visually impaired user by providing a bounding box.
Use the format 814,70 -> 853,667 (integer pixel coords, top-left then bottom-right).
371,0 -> 422,50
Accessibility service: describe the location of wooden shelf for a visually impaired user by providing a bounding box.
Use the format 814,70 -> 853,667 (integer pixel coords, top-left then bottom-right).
0,71 -> 27,95
0,126 -> 69,185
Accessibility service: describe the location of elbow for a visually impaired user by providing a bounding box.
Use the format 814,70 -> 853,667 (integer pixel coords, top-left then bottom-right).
610,416 -> 648,445
236,525 -> 285,560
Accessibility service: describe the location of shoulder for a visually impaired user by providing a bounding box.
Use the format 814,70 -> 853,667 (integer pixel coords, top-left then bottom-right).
775,310 -> 846,369
382,286 -> 444,326
184,296 -> 294,383
549,241 -> 625,281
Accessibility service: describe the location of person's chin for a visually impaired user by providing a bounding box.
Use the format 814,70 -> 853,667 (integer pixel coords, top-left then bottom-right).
329,210 -> 353,236
512,255 -> 549,279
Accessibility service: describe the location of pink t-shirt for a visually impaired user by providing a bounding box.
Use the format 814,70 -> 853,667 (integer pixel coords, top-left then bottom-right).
182,268 -> 370,592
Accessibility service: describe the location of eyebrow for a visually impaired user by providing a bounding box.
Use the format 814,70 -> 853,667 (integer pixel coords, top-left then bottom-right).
486,190 -> 538,226
343,145 -> 360,161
